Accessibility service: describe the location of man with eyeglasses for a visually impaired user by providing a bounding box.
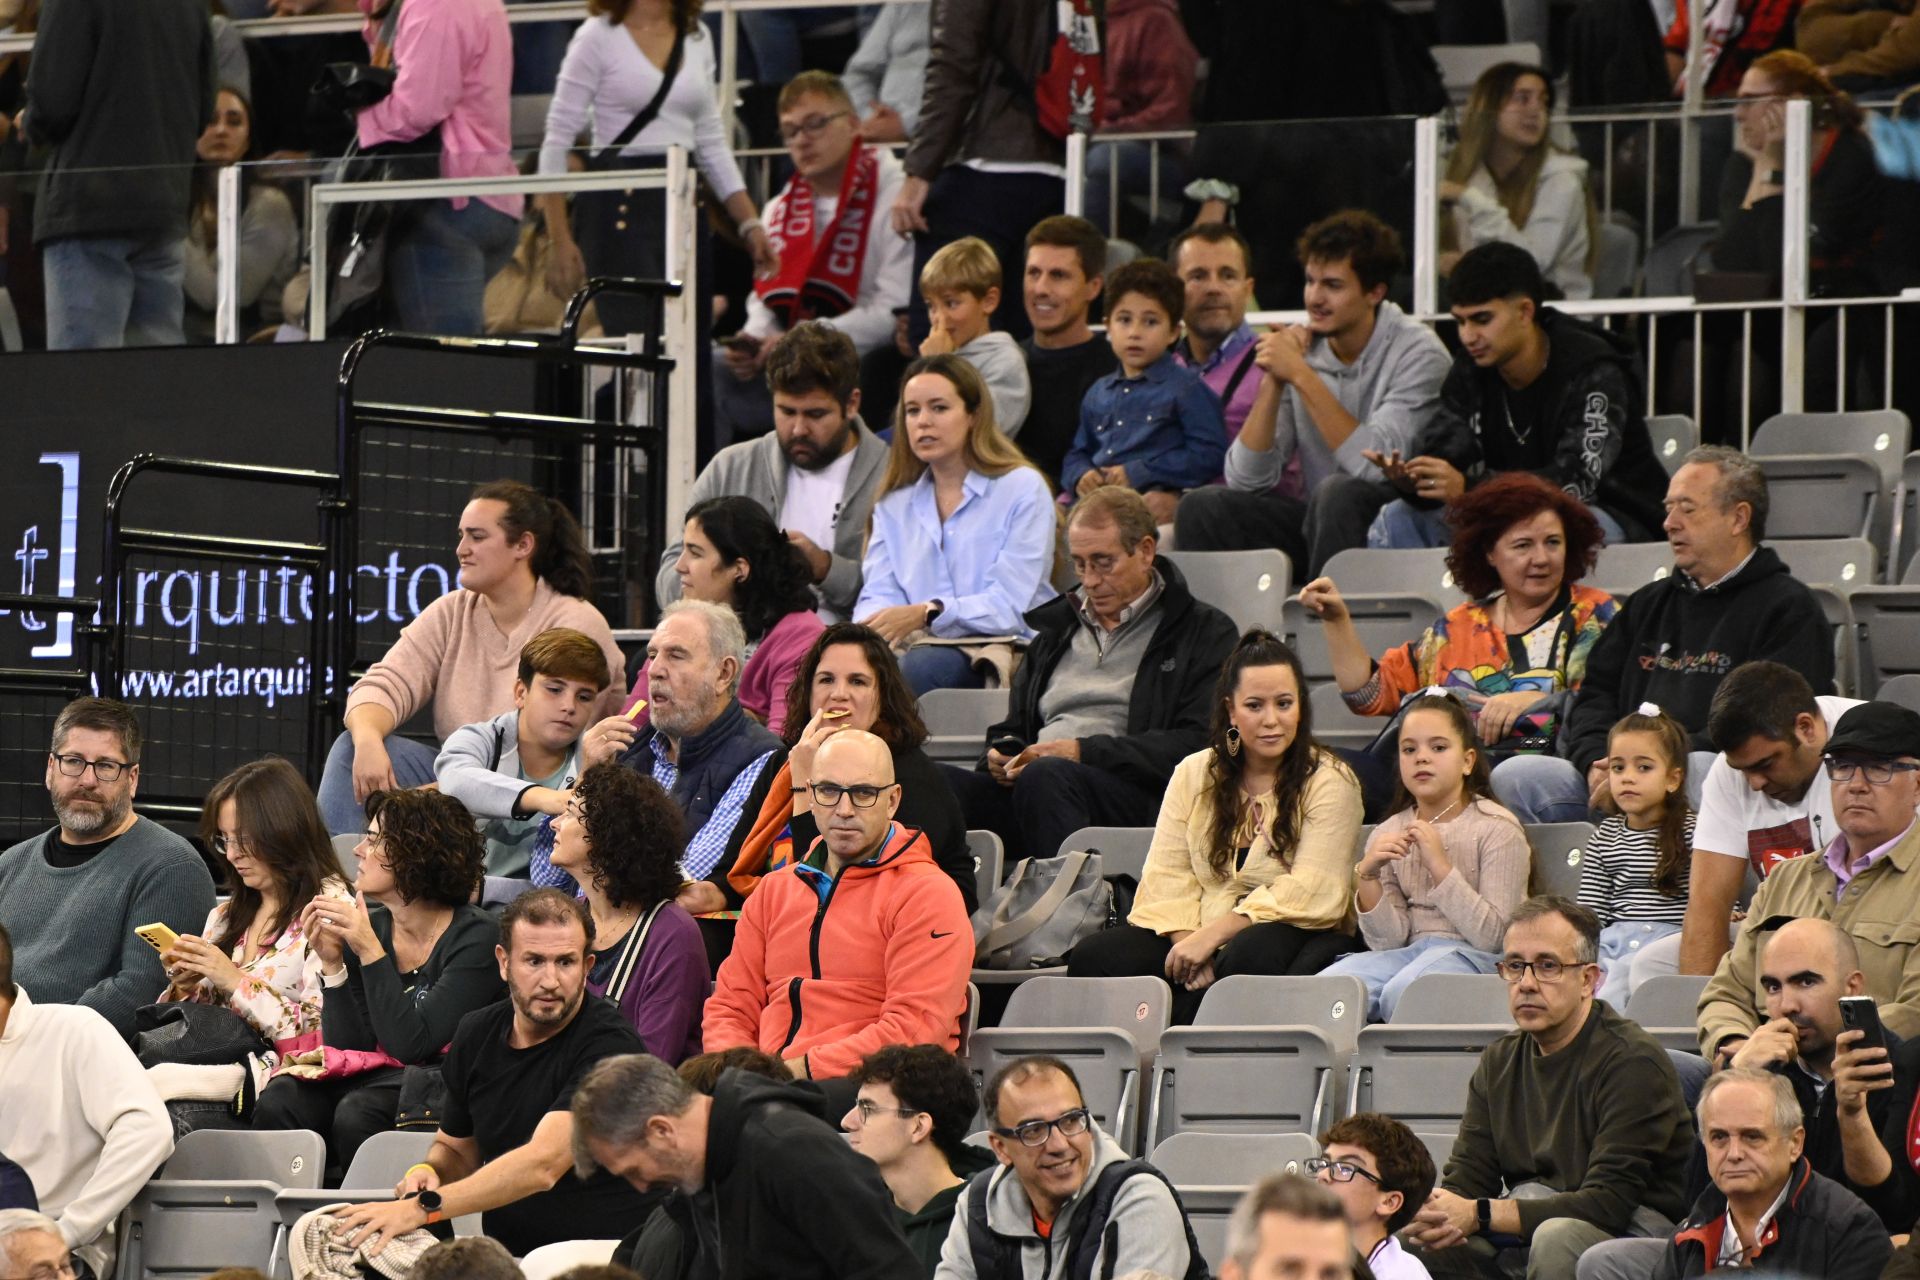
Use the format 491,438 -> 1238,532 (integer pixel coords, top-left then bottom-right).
1313,1114 -> 1437,1280
716,69 -> 912,447
703,730 -> 971,1086
0,1211 -> 76,1280
0,697 -> 212,1035
843,1045 -> 996,1277
937,1055 -> 1207,1280
1649,1067 -> 1889,1278
941,486 -> 1239,863
1407,896 -> 1695,1280
1700,700 -> 1920,1062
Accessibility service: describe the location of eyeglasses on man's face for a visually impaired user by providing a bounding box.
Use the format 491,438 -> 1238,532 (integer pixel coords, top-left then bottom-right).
850,1099 -> 919,1125
1306,1157 -> 1382,1185
779,110 -> 849,143
49,753 -> 129,782
992,1107 -> 1092,1147
807,782 -> 895,808
1824,757 -> 1920,786
1495,956 -> 1586,984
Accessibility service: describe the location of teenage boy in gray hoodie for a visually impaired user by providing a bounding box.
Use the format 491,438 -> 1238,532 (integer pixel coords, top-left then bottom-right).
1174,210 -> 1451,576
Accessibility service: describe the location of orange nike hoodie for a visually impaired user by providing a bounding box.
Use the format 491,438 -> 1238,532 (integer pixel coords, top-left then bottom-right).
704,822 -> 974,1079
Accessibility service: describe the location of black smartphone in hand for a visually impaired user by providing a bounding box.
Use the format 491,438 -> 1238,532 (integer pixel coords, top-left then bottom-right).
991,735 -> 1026,757
1841,995 -> 1887,1052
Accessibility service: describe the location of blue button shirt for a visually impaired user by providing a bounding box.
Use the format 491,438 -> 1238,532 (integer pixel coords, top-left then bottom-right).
854,465 -> 1059,640
1062,351 -> 1228,495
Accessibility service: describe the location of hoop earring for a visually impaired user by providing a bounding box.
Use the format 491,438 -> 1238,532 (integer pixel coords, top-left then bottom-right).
1225,726 -> 1242,758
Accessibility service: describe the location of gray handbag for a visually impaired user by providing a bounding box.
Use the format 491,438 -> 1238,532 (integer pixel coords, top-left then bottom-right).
971,849 -> 1120,969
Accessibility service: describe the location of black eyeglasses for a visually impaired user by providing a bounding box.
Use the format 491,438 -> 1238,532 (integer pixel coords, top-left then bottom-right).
778,110 -> 849,143
808,782 -> 896,808
1495,956 -> 1587,984
1824,758 -> 1920,785
210,834 -> 255,858
992,1108 -> 1091,1147
49,752 -> 129,781
1305,1157 -> 1381,1185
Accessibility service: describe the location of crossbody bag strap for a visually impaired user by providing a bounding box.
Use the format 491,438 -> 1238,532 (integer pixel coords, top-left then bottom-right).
607,900 -> 668,1003
593,27 -> 687,168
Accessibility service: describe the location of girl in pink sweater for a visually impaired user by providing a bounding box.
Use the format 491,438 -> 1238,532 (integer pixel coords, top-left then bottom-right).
317,480 -> 624,834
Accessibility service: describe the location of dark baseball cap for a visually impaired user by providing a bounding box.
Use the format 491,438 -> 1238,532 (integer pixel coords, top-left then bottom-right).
1824,701 -> 1920,760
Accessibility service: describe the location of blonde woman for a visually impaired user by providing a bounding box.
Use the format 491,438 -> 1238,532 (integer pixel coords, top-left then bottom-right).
1440,63 -> 1597,300
854,354 -> 1059,694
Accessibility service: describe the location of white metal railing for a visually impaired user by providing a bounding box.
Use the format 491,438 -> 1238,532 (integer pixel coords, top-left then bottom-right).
300,145 -> 700,524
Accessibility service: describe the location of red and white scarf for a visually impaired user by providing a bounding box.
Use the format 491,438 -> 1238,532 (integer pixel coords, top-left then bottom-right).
756,143 -> 881,326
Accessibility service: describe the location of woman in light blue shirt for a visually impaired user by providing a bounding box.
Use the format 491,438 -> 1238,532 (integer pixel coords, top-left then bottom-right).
855,354 -> 1060,694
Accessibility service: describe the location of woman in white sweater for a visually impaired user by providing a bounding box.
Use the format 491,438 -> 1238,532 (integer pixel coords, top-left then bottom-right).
537,0 -> 776,334
1439,62 -> 1597,301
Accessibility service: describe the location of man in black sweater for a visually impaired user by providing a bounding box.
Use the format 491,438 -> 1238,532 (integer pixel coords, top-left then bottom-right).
22,0 -> 213,349
571,1054 -> 921,1279
1492,445 -> 1833,824
1018,215 -> 1117,489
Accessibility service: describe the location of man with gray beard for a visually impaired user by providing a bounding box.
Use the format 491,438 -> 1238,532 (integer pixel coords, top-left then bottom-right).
0,698 -> 212,1035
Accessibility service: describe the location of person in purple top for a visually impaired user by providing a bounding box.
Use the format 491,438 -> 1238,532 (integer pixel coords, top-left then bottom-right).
547,763 -> 707,1065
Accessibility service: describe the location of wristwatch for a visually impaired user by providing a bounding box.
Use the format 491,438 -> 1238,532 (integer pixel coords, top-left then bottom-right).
1475,1198 -> 1492,1234
416,1188 -> 446,1226
925,599 -> 945,624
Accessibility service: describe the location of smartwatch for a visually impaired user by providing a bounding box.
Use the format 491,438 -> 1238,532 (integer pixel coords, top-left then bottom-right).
416,1188 -> 446,1226
925,599 -> 945,624
1475,1198 -> 1492,1234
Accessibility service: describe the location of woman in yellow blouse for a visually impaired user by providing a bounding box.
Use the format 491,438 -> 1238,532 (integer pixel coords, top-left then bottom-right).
1067,630 -> 1365,1022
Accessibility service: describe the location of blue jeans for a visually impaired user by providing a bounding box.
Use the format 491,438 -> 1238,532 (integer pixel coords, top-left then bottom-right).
738,6 -> 860,84
316,730 -> 443,835
1320,935 -> 1500,1022
900,645 -> 987,695
1491,750 -> 1717,825
387,199 -> 519,336
1596,920 -> 1682,1008
43,233 -> 187,350
1369,497 -> 1628,549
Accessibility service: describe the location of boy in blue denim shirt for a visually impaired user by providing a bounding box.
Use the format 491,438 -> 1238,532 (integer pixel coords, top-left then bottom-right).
1061,257 -> 1227,510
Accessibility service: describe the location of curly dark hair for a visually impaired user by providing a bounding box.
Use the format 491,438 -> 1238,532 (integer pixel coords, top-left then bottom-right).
1104,256 -> 1186,325
1203,631 -> 1341,880
1444,471 -> 1604,600
1320,1113 -> 1436,1234
677,1047 -> 790,1093
682,496 -> 818,642
571,763 -> 686,910
848,1045 -> 980,1166
781,623 -> 928,751
363,789 -> 486,907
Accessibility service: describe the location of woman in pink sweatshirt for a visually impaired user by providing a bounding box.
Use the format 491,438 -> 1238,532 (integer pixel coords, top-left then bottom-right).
317,480 -> 625,834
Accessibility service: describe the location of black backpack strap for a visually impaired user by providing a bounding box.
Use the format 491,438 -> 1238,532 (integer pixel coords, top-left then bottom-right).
1062,1160 -> 1211,1280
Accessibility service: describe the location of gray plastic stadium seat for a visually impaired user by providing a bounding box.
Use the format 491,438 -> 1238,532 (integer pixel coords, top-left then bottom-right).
1749,454 -> 1882,540
1624,974 -> 1711,1053
1389,973 -> 1513,1025
1770,536 -> 1877,586
1148,975 -> 1368,1146
1589,542 -> 1674,598
1525,822 -> 1596,903
330,834 -> 361,885
1880,674 -> 1920,715
1348,1024 -> 1509,1137
1310,682 -> 1382,752
1898,451 -> 1920,582
1433,42 -> 1542,101
270,1131 -> 436,1279
1845,588 -> 1920,697
1417,1131 -> 1457,1171
1754,410 -> 1910,490
1288,546 -> 1454,685
1160,548 -> 1292,636
1056,825 -> 1155,884
119,1129 -> 326,1280
968,976 -> 1171,1155
1646,414 -> 1698,476
919,688 -> 1010,765
968,829 -> 1005,907
1320,547 -> 1459,599
1153,1132 -> 1321,1277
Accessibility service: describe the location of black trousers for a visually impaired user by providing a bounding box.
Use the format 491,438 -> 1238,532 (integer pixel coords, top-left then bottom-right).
252,1068 -> 406,1177
941,756 -> 1160,866
908,166 -> 1065,345
1067,922 -> 1364,1023
1173,473 -> 1397,579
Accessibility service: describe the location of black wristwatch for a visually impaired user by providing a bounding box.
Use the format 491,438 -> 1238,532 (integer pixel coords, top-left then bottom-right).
416,1188 -> 445,1225
925,599 -> 945,623
1475,1198 -> 1492,1234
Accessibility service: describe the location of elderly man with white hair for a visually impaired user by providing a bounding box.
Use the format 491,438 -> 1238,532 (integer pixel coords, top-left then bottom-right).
0,1210 -> 73,1280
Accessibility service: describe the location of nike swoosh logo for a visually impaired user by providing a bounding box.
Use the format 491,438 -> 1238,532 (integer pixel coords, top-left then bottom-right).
931,930 -> 955,939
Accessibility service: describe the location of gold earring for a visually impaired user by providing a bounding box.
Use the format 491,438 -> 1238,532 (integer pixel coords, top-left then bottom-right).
1225,726 -> 1242,758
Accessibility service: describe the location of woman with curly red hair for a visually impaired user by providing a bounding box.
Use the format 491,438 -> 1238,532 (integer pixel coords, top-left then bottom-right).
1297,472 -> 1618,751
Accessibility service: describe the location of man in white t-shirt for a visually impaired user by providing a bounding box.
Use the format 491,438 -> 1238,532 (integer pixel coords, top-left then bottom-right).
662,322 -> 888,621
715,70 -> 913,447
1630,662 -> 1860,983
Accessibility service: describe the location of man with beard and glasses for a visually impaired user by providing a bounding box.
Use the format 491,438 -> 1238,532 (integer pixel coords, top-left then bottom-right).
327,889 -> 651,1258
659,322 -> 889,621
0,698 -> 212,1036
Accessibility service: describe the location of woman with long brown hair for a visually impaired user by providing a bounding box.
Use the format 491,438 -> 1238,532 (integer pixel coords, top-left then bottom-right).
855,354 -> 1059,694
1439,62 -> 1597,300
1066,630 -> 1365,1022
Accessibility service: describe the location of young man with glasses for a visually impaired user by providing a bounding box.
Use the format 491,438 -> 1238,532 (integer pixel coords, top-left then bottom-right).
0,697 -> 212,1036
703,730 -> 971,1085
717,70 -> 913,447
1700,699 -> 1920,1057
844,1045 -> 996,1277
1406,896 -> 1694,1280
937,1055 -> 1206,1280
1314,1114 -> 1437,1280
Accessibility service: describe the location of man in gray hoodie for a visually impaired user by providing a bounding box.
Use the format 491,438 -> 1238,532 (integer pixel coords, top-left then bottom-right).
1174,210 -> 1450,577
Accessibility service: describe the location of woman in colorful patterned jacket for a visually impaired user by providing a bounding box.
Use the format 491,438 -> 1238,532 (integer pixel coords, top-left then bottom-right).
1297,471 -> 1617,749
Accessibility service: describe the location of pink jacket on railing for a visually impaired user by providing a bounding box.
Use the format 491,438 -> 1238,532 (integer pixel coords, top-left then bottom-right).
356,0 -> 523,220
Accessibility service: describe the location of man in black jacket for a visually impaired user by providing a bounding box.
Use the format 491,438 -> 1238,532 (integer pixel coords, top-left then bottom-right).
1368,242 -> 1668,551
22,0 -> 213,349
1492,445 -> 1833,824
939,486 -> 1240,864
571,1054 -> 921,1280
